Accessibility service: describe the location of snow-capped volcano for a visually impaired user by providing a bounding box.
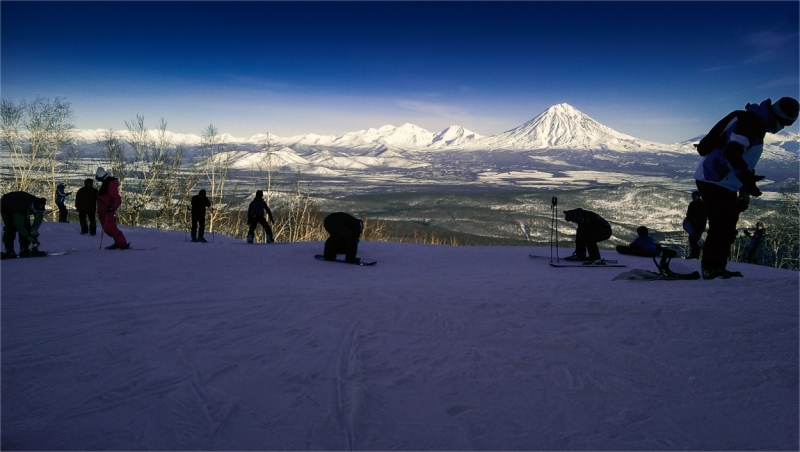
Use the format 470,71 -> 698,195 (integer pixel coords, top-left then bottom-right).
470,103 -> 673,152
430,125 -> 483,148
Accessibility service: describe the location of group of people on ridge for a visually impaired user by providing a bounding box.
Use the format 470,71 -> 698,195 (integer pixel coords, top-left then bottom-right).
1,96 -> 797,274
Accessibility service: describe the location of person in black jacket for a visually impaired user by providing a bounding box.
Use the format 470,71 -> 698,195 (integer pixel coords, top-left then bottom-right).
683,191 -> 707,259
323,212 -> 364,264
75,178 -> 99,236
246,190 -> 275,243
563,208 -> 612,264
190,189 -> 211,242
1,191 -> 47,258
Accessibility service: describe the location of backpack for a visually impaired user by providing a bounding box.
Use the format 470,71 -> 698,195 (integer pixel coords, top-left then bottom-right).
695,111 -> 738,156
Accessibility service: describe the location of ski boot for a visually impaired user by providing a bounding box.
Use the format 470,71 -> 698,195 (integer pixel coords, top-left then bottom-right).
246,234 -> 254,244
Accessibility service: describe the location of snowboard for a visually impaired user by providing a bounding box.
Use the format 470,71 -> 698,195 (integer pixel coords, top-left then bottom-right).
530,254 -> 617,264
613,268 -> 701,281
550,261 -> 626,268
314,255 -> 376,266
615,245 -> 659,257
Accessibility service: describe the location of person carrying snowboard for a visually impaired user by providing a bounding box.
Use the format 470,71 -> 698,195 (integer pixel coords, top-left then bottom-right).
563,208 -> 612,264
743,222 -> 765,264
246,190 -> 275,243
1,191 -> 47,258
96,167 -> 130,250
683,191 -> 707,260
55,183 -> 71,223
693,96 -> 798,279
190,189 -> 211,242
322,212 -> 364,264
75,178 -> 98,236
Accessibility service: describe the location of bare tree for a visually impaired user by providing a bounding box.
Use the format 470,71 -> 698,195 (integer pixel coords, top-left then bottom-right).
0,97 -> 74,213
197,124 -> 236,234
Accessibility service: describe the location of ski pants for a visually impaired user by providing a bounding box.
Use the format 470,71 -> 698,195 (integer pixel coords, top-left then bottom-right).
574,224 -> 612,260
1,213 -> 32,253
57,202 -> 68,222
99,211 -> 127,246
191,213 -> 206,239
696,180 -> 739,271
79,210 -> 97,235
248,216 -> 274,240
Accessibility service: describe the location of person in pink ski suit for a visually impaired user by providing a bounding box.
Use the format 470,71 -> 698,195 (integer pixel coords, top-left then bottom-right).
95,167 -> 129,249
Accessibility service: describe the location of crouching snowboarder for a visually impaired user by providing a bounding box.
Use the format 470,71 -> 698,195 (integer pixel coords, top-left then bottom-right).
322,212 -> 364,264
1,191 -> 47,258
563,208 -> 612,264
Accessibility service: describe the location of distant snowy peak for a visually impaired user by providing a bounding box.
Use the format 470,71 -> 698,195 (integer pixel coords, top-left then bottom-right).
430,125 -> 483,148
474,103 -> 650,151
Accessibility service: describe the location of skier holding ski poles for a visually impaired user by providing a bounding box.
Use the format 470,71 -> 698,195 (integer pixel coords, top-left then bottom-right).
96,167 -> 130,250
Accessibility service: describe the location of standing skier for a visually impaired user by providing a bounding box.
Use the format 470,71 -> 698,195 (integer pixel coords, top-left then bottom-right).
693,96 -> 798,279
190,189 -> 211,242
1,191 -> 47,258
563,208 -> 612,264
683,191 -> 707,259
75,178 -> 99,236
246,190 -> 275,243
96,167 -> 130,250
322,212 -> 364,264
55,183 -> 71,223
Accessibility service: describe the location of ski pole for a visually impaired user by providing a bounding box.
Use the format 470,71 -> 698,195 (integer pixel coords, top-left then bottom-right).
99,215 -> 106,250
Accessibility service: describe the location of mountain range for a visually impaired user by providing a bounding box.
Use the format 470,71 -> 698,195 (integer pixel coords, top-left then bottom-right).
73,103 -> 798,155
69,103 -> 799,195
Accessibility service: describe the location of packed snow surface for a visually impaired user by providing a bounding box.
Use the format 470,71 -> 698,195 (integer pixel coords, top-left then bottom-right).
2,223 -> 798,450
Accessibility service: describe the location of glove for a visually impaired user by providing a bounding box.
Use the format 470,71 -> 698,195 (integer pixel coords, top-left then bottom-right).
735,170 -> 764,197
106,206 -> 116,212
737,191 -> 751,212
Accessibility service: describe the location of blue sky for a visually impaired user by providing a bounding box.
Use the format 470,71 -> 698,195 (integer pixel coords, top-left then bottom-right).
2,1 -> 798,143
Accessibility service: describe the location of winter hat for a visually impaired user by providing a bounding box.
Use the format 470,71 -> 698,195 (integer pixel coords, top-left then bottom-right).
771,97 -> 799,126
564,208 -> 583,223
95,167 -> 110,181
637,226 -> 649,237
255,190 -> 263,199
199,189 -> 206,196
84,178 -> 94,187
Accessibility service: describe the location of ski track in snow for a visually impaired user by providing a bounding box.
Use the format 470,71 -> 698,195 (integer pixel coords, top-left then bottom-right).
1,222 -> 798,450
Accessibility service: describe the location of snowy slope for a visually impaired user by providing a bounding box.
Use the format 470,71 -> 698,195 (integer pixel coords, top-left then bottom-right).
1,222 -> 797,450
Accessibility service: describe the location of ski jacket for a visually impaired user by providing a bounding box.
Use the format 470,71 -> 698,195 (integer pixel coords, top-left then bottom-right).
694,100 -> 772,192
745,228 -> 765,251
247,199 -> 274,222
191,194 -> 211,216
685,199 -> 707,231
75,184 -> 99,213
630,236 -> 657,255
55,184 -> 70,206
1,191 -> 41,216
324,212 -> 364,238
97,178 -> 122,212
